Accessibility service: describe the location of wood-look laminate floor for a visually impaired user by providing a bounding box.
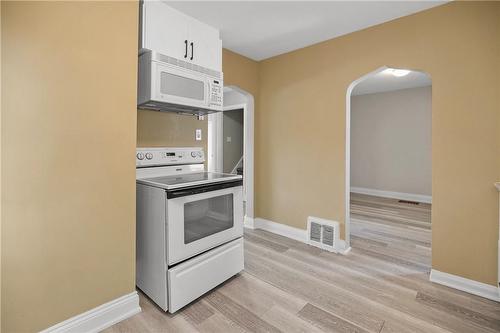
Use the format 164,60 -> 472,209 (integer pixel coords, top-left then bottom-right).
105,195 -> 500,333
350,193 -> 432,270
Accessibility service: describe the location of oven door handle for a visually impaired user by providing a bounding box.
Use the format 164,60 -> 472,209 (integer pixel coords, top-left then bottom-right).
166,180 -> 243,199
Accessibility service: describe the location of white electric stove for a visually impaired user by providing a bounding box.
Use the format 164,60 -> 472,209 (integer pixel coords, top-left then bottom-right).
136,147 -> 244,313
137,170 -> 241,190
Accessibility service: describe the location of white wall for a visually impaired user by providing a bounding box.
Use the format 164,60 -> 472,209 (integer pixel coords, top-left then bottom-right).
223,109 -> 244,173
350,86 -> 431,196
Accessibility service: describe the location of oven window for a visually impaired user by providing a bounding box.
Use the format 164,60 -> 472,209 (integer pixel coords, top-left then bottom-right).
184,194 -> 234,244
160,72 -> 204,101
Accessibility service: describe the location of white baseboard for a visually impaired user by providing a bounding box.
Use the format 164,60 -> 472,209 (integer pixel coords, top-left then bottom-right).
340,246 -> 352,255
430,269 -> 500,302
40,291 -> 141,333
253,218 -> 350,255
336,240 -> 352,255
351,187 -> 432,204
254,218 -> 308,243
244,216 -> 255,229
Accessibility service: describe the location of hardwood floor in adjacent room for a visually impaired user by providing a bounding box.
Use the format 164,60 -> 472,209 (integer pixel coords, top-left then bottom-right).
105,195 -> 500,333
350,192 -> 432,270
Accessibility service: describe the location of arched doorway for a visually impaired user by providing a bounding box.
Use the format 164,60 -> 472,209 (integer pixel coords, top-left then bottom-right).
345,67 -> 432,265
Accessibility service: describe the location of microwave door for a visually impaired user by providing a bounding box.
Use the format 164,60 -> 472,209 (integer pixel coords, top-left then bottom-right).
154,63 -> 208,108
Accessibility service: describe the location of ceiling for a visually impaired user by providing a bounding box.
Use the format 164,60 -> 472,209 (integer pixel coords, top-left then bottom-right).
167,1 -> 447,61
352,69 -> 431,96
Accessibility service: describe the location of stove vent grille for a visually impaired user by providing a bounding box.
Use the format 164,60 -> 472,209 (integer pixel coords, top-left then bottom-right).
307,216 -> 339,253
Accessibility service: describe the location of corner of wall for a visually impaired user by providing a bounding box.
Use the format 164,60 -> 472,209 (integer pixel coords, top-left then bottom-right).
1,1 -> 3,330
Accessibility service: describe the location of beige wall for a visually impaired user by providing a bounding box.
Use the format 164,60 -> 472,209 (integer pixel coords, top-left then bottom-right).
1,2 -> 138,332
222,49 -> 259,98
0,2 -> 2,331
255,2 -> 500,285
351,86 -> 432,196
137,110 -> 207,153
0,4 -> 495,333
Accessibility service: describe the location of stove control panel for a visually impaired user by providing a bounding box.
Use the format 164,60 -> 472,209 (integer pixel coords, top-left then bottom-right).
136,147 -> 204,167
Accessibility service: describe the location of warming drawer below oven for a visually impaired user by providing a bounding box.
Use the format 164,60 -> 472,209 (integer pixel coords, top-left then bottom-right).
167,237 -> 244,313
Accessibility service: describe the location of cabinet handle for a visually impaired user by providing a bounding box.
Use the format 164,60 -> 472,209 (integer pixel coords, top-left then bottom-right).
184,40 -> 188,58
190,42 -> 194,60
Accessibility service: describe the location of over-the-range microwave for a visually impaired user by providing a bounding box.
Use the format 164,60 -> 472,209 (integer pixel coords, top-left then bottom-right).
138,51 -> 223,115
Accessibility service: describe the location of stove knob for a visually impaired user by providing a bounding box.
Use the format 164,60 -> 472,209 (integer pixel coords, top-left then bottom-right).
197,151 -> 203,157
191,151 -> 197,158
145,153 -> 153,160
136,152 -> 145,160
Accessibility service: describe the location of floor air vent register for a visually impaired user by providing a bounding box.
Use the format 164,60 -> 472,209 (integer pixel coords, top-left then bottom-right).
307,216 -> 339,252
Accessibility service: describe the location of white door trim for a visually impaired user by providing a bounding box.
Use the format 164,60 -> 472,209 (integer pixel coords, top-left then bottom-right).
345,66 -> 388,247
345,66 -> 433,245
208,86 -> 255,221
208,111 -> 224,173
40,291 -> 140,333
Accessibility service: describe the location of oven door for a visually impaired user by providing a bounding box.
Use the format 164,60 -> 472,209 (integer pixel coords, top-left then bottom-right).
166,181 -> 243,265
152,61 -> 209,109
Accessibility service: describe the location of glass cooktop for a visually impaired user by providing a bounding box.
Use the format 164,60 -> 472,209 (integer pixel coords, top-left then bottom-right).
138,172 -> 242,190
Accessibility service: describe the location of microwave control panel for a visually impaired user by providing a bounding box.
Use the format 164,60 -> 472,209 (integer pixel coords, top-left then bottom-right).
210,79 -> 223,108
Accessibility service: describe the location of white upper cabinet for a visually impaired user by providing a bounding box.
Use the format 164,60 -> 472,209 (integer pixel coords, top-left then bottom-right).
140,1 -> 188,60
140,1 -> 222,72
187,17 -> 222,71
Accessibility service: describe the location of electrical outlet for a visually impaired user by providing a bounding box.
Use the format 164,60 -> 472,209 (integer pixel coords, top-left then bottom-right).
195,129 -> 202,141
226,136 -> 232,143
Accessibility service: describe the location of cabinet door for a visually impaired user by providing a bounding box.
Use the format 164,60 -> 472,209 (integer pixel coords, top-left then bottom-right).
187,18 -> 222,71
141,1 -> 189,60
